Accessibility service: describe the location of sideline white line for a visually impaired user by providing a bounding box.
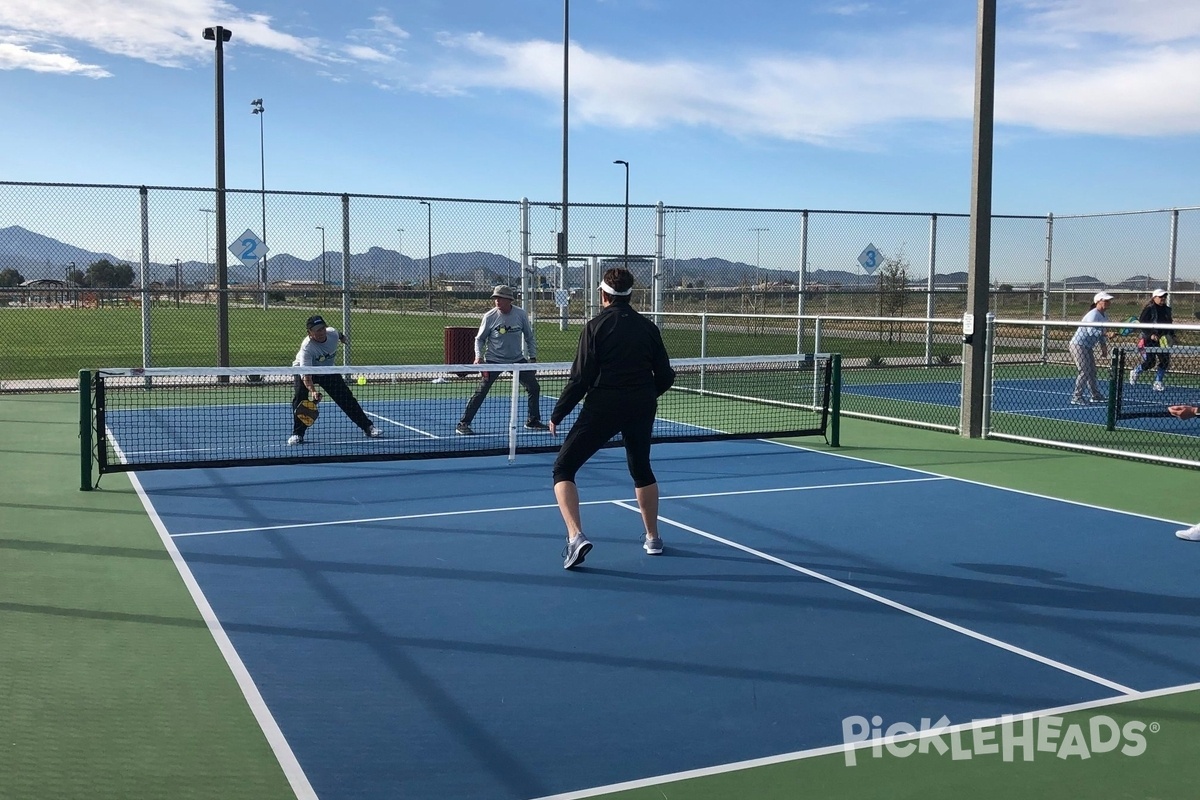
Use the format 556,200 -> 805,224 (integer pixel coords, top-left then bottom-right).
127,473 -> 319,800
763,438 -> 1197,528
169,476 -> 947,538
613,499 -> 1137,696
526,678 -> 1200,800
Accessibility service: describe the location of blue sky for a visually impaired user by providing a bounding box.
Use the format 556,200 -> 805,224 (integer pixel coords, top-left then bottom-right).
1,0 -> 1198,218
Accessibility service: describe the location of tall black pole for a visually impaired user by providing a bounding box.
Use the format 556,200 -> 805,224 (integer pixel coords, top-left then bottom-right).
252,98 -> 267,310
614,160 -> 629,270
204,25 -> 232,369
560,0 -> 569,276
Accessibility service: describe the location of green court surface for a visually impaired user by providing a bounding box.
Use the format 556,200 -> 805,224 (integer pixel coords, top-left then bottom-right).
3,393 -> 1199,800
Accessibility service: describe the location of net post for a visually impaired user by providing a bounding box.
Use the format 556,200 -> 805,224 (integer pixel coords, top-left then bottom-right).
79,370 -> 93,491
1106,349 -> 1122,431
830,354 -> 841,447
509,364 -> 521,463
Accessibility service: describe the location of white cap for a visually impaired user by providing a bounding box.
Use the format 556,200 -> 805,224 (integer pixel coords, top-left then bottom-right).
1152,288 -> 1168,298
1093,292 -> 1114,303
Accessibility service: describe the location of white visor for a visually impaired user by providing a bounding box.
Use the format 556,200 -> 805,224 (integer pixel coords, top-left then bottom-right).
598,280 -> 633,296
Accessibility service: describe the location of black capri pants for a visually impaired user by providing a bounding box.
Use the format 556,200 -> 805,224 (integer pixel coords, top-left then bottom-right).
291,374 -> 373,437
552,387 -> 658,488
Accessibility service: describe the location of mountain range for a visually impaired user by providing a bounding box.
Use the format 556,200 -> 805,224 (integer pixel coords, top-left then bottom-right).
0,225 -> 1186,291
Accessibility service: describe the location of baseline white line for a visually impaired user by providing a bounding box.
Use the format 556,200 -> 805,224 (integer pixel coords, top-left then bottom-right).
127,473 -> 318,800
613,500 -> 1137,696
170,477 -> 947,538
527,679 -> 1200,800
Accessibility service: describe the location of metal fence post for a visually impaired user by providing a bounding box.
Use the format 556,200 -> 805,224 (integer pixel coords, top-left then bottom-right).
1042,212 -> 1054,361
982,311 -> 995,436
341,193 -> 352,365
796,209 -> 809,355
139,186 -> 152,371
925,213 -> 938,365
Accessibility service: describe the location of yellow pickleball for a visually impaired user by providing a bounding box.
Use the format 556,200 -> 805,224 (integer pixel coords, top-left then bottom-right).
357,376 -> 367,386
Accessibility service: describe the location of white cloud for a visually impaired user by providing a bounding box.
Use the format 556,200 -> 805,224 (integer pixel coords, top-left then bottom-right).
421,2 -> 1200,144
0,41 -> 110,77
344,44 -> 391,63
0,0 -> 321,71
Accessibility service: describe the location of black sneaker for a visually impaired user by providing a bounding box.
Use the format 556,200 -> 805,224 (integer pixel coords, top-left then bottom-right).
455,423 -> 475,435
524,420 -> 549,430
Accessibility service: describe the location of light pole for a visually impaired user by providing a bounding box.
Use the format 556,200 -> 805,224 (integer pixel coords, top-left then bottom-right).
750,227 -> 769,289
507,229 -> 513,285
251,97 -> 268,310
174,258 -> 181,307
419,200 -> 432,310
199,208 -> 215,283
315,225 -> 326,308
665,208 -> 690,288
396,228 -> 404,285
613,160 -> 629,271
203,24 -> 232,369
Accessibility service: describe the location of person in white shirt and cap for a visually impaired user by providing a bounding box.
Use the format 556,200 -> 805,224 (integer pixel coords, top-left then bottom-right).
455,285 -> 547,435
1129,288 -> 1174,391
288,315 -> 381,446
1068,292 -> 1114,406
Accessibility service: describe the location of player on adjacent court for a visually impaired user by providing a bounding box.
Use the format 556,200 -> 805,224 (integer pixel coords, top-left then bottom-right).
288,315 -> 381,446
1129,288 -> 1174,391
549,267 -> 675,569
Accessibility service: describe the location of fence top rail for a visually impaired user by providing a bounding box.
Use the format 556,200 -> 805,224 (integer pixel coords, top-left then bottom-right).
656,311 -> 961,325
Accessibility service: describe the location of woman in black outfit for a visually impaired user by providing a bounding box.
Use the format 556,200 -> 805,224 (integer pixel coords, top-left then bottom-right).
549,268 -> 675,569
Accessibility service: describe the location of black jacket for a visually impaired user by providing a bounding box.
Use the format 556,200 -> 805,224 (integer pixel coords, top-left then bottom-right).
1138,301 -> 1173,344
551,303 -> 674,424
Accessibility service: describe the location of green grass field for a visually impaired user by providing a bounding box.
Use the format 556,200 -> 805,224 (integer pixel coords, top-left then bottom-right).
9,304 -> 968,381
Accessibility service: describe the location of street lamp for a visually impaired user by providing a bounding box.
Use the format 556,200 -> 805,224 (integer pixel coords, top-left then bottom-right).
507,229 -> 513,285
396,228 -> 404,285
199,208 -> 215,282
203,25 -> 232,369
251,97 -> 267,310
315,225 -> 326,308
419,200 -> 432,309
750,227 -> 770,289
613,159 -> 629,271
665,208 -> 690,288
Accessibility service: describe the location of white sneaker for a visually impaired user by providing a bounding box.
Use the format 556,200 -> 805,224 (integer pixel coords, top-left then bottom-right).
1176,523 -> 1200,541
1153,381 -> 1164,392
287,434 -> 303,446
366,424 -> 382,438
1129,370 -> 1139,385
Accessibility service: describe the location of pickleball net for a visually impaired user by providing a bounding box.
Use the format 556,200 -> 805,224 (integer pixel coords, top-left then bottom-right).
1111,345 -> 1200,421
79,353 -> 840,486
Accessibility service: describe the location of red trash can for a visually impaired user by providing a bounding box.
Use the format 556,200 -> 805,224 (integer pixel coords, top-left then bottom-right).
444,327 -> 476,375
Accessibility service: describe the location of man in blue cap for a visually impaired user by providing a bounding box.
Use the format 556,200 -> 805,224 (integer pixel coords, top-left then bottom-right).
288,315 -> 381,446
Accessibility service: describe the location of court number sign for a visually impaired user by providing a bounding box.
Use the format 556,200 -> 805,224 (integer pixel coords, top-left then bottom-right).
858,244 -> 881,275
229,230 -> 270,266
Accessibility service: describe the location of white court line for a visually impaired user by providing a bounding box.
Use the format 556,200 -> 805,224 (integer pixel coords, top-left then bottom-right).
527,678 -> 1200,800
763,438 -> 1198,528
169,476 -> 947,538
613,499 -> 1137,696
365,410 -> 437,438
126,472 -> 319,800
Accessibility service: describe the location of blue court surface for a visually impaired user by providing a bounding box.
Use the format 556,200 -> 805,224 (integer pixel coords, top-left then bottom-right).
130,438 -> 1200,799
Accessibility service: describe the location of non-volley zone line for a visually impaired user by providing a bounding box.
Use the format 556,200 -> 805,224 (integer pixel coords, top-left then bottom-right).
618,500 -> 1137,696
168,475 -> 949,539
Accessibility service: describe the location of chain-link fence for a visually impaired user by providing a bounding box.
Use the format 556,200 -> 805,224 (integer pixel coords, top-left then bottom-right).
4,181 -> 1196,388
